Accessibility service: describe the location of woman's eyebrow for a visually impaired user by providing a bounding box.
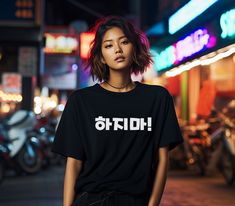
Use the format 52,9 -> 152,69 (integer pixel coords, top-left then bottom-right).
103,36 -> 126,43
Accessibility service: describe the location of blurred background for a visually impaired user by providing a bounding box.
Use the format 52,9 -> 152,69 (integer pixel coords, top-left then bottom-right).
0,0 -> 235,205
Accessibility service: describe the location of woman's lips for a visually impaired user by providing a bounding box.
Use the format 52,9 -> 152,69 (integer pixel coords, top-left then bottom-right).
115,57 -> 125,62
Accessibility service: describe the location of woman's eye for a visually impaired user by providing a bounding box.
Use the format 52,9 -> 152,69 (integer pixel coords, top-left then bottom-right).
122,40 -> 129,44
105,44 -> 112,48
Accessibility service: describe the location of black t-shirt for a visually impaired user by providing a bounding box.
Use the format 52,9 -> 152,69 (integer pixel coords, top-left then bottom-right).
51,80 -> 183,198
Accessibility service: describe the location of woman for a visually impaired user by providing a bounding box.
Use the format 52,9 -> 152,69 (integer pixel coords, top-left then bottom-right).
52,16 -> 183,206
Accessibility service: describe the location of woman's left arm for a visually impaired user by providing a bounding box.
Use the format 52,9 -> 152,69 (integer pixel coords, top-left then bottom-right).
148,147 -> 169,206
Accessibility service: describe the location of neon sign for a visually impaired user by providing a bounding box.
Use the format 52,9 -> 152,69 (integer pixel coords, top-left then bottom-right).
151,46 -> 176,71
152,28 -> 216,71
175,28 -> 216,62
168,0 -> 219,34
44,33 -> 79,54
220,8 -> 235,39
79,32 -> 95,59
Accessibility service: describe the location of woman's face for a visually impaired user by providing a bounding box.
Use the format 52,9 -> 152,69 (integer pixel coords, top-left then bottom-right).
101,27 -> 134,71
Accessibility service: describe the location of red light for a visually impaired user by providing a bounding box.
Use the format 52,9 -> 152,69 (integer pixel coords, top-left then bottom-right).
79,32 -> 95,59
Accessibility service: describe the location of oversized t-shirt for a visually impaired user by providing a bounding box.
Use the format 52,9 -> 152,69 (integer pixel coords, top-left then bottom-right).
51,80 -> 183,199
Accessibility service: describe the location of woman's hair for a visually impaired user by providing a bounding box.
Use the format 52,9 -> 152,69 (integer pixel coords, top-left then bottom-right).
83,15 -> 153,82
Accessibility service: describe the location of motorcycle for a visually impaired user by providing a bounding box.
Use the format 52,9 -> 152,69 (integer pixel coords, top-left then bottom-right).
169,120 -> 209,175
183,110 -> 235,185
0,110 -> 43,175
213,110 -> 235,185
27,114 -> 63,168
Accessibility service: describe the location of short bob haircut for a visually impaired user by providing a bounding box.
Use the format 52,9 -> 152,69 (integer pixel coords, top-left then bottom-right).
83,16 -> 153,82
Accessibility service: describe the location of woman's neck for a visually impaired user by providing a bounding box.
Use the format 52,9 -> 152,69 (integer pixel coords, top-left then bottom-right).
101,77 -> 135,92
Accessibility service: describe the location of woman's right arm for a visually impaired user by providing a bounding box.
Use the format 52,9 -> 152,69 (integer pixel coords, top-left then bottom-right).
64,157 -> 83,206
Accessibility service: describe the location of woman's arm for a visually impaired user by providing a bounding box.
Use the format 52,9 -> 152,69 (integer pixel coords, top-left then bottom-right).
64,157 -> 83,206
148,147 -> 169,206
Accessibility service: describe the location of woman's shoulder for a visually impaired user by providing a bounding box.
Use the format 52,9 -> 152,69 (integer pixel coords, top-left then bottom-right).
139,82 -> 170,97
72,84 -> 96,94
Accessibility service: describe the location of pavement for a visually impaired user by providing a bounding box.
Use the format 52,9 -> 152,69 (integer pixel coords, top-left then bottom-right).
0,165 -> 235,206
161,170 -> 235,206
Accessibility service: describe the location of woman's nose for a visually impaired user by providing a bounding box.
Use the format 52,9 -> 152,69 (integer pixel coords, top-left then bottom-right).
115,45 -> 122,53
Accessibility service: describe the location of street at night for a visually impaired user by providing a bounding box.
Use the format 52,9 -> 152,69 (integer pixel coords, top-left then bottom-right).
0,166 -> 235,206
0,0 -> 235,206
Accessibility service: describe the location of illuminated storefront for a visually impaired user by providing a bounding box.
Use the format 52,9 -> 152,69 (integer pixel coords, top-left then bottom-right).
149,4 -> 235,122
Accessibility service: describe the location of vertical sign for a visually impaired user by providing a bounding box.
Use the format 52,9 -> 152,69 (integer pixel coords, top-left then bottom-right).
18,47 -> 37,76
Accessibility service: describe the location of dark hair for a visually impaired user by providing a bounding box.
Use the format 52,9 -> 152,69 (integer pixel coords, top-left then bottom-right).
83,16 -> 153,82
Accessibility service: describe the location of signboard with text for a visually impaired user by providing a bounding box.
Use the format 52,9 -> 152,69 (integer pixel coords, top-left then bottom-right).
152,7 -> 235,72
152,27 -> 217,71
44,33 -> 79,55
0,0 -> 36,26
18,47 -> 37,77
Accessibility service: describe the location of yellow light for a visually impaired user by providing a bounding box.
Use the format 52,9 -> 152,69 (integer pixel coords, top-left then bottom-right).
201,47 -> 235,65
2,103 -> 10,113
50,93 -> 58,101
18,95 -> 22,102
233,54 -> 235,64
34,107 -> 42,114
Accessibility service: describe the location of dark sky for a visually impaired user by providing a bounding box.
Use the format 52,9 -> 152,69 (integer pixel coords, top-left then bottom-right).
45,0 -> 130,27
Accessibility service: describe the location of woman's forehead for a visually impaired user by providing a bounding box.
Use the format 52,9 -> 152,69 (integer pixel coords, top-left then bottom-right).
102,27 -> 126,42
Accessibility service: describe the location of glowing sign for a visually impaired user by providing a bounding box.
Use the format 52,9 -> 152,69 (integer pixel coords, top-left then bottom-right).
175,28 -> 216,62
152,28 -> 217,71
80,32 -> 95,59
151,46 -> 176,71
220,8 -> 235,39
169,0 -> 219,34
44,33 -> 79,54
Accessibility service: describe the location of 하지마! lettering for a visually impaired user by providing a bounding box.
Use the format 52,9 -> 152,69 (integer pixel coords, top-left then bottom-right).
95,116 -> 152,131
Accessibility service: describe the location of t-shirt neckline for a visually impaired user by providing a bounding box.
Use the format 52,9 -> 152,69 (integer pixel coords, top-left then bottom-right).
96,81 -> 140,95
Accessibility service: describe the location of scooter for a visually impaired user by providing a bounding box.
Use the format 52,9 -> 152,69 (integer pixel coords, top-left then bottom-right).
182,111 -> 235,185
212,111 -> 235,185
0,110 -> 43,175
170,120 -> 209,175
28,114 -> 63,168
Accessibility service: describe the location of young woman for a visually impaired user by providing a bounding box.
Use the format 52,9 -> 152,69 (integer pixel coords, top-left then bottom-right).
52,16 -> 183,206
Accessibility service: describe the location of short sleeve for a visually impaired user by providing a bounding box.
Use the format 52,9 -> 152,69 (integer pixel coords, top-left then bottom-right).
51,92 -> 85,161
157,90 -> 184,151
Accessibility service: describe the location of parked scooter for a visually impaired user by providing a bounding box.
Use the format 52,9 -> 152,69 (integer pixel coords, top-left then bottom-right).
209,110 -> 235,185
169,119 -> 209,175
27,113 -> 63,168
182,110 -> 235,185
0,110 -> 43,175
